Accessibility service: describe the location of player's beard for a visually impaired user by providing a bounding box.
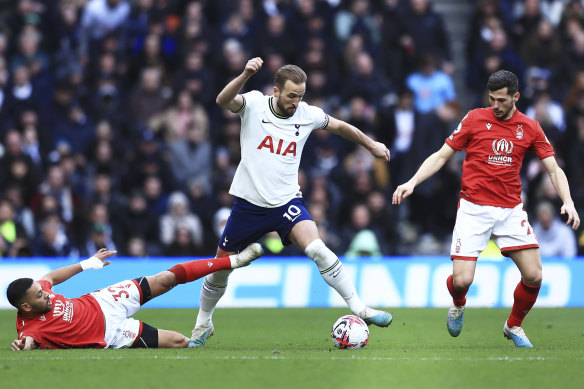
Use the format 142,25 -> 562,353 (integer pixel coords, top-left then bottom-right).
276,98 -> 296,118
493,105 -> 514,120
39,299 -> 52,314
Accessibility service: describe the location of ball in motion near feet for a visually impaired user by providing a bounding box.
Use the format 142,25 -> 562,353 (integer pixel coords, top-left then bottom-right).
331,315 -> 369,349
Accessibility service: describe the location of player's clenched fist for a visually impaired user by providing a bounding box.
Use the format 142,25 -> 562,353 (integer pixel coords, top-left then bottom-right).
243,57 -> 263,77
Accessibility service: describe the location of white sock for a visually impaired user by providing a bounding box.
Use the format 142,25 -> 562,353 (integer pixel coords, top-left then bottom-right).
195,269 -> 232,327
305,239 -> 366,315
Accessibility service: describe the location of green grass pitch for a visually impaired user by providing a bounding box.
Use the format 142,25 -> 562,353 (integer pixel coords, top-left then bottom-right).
1,307 -> 583,389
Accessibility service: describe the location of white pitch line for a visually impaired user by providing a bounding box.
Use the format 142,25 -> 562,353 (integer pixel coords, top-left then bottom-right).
1,355 -> 581,362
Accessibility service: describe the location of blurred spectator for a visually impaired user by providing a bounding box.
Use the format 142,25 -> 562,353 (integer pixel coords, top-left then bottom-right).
5,65 -> 42,122
378,88 -> 417,187
0,198 -> 29,257
466,0 -> 508,65
31,218 -> 76,257
167,120 -> 213,192
259,13 -> 296,62
149,88 -> 209,144
143,174 -> 168,218
126,234 -> 148,257
79,0 -> 130,60
334,0 -> 380,46
10,25 -> 50,79
406,54 -> 457,115
3,184 -> 35,239
164,224 -> 201,257
397,0 -> 452,74
525,89 -> 566,147
173,51 -> 215,108
31,164 -> 76,224
113,190 -> 160,256
467,27 -> 524,106
128,67 -> 171,128
79,202 -> 117,256
521,19 -> 562,73
120,130 -> 175,194
341,203 -> 385,256
160,191 -> 203,251
532,201 -> 577,258
0,130 -> 40,204
342,51 -> 394,105
85,171 -> 123,217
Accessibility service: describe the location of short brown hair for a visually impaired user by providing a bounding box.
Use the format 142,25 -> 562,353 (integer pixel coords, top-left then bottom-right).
274,65 -> 307,91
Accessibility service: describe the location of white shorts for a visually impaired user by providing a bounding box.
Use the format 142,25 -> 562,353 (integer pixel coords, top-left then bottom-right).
451,198 -> 539,260
91,279 -> 144,349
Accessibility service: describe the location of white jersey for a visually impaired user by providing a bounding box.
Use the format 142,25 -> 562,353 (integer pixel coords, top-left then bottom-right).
230,90 -> 329,207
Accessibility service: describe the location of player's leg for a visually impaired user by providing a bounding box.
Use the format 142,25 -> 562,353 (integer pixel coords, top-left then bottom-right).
502,248 -> 541,348
446,259 -> 476,337
157,329 -> 189,348
130,322 -> 189,349
446,199 -> 493,337
495,203 -> 540,347
190,249 -> 234,347
145,244 -> 263,298
191,199 -> 269,347
289,220 -> 392,327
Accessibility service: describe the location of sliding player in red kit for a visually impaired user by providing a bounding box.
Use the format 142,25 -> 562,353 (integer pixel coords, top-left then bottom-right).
8,244 -> 262,350
393,70 -> 580,347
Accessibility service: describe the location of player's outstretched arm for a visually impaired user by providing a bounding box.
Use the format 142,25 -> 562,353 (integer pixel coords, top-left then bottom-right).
41,248 -> 117,286
216,57 -> 263,112
541,156 -> 581,229
325,116 -> 391,162
11,336 -> 37,350
392,143 -> 456,205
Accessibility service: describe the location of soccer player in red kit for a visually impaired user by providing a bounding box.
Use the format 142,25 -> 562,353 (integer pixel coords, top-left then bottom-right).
8,244 -> 262,350
392,70 -> 580,347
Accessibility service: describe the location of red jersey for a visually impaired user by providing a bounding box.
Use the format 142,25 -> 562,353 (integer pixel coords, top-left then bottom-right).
16,280 -> 106,349
445,107 -> 555,208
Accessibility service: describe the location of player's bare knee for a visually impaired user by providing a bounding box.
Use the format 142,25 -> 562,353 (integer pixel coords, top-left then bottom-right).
453,274 -> 473,290
523,270 -> 542,286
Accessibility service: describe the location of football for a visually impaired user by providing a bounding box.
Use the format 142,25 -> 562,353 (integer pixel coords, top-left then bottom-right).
330,315 -> 369,349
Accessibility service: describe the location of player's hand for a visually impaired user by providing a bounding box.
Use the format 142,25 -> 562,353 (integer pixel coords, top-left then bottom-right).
561,203 -> 580,230
392,182 -> 415,205
11,338 -> 25,350
369,141 -> 391,162
80,248 -> 117,270
243,57 -> 263,77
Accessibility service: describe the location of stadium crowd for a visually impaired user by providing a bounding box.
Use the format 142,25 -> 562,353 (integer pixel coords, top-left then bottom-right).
0,0 -> 582,259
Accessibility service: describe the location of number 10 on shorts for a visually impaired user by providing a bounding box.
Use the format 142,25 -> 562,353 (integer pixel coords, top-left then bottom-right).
283,205 -> 301,222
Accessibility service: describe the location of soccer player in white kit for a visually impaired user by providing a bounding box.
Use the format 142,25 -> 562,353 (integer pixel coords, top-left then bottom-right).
392,70 -> 580,347
189,57 -> 393,347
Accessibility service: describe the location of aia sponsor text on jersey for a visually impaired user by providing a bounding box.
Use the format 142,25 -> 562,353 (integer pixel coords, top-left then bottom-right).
257,135 -> 297,156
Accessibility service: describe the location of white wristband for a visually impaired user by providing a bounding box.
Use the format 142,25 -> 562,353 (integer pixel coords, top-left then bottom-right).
80,256 -> 103,270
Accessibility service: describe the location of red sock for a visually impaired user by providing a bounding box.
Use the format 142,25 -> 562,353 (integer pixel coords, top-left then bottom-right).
168,257 -> 232,284
507,280 -> 540,328
446,274 -> 468,306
